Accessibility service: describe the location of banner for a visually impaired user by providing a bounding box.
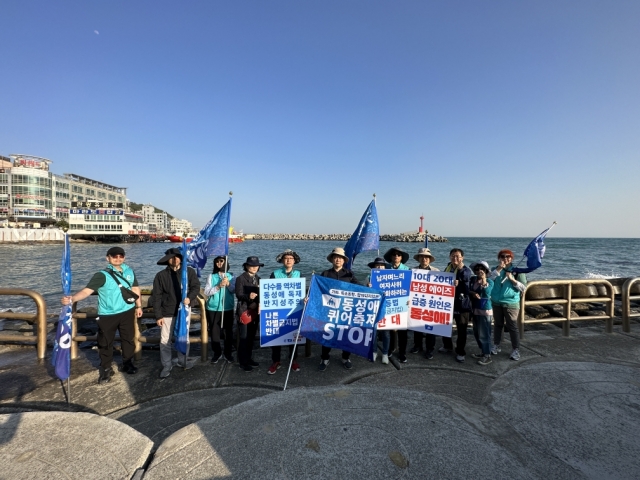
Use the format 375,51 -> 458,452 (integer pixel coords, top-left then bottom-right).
370,269 -> 410,330
300,275 -> 386,360
408,270 -> 456,337
259,278 -> 306,347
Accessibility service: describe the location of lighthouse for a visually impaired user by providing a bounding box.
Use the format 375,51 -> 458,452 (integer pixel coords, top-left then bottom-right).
419,214 -> 424,233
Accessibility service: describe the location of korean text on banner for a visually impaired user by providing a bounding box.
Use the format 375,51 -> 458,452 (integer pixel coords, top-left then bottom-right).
370,269 -> 410,331
300,275 -> 386,360
408,270 -> 456,337
259,278 -> 307,347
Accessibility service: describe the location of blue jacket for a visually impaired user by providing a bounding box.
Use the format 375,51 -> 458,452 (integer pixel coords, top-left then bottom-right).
469,277 -> 494,312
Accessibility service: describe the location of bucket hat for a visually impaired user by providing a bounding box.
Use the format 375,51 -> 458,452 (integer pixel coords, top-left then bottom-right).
157,247 -> 183,265
326,247 -> 349,262
413,247 -> 436,263
276,249 -> 301,264
243,256 -> 264,268
470,261 -> 491,274
384,247 -> 409,265
367,257 -> 387,269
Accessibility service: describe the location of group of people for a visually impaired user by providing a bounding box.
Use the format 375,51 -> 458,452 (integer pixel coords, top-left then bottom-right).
61,243 -> 527,384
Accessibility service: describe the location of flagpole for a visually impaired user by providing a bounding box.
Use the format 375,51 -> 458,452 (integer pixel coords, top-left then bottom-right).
373,193 -> 379,257
219,191 -> 233,329
283,282 -> 311,392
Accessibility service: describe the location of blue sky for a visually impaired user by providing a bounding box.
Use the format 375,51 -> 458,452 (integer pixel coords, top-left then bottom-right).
1,1 -> 638,237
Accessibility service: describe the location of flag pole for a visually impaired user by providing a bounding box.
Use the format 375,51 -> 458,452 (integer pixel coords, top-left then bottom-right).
220,191 -> 233,329
283,274 -> 313,391
373,193 -> 379,257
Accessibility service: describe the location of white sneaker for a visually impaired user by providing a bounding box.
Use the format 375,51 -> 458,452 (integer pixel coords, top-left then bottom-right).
372,353 -> 378,362
382,354 -> 389,364
491,345 -> 501,355
176,359 -> 195,370
159,365 -> 172,378
456,355 -> 465,363
510,349 -> 521,361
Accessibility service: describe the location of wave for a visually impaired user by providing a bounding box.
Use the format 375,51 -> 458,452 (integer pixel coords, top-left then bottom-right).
584,271 -> 620,279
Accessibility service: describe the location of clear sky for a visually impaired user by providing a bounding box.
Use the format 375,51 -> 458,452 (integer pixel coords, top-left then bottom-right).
1,1 -> 638,237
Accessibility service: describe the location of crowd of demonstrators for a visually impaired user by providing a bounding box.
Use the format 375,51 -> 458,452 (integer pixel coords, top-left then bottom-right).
153,248 -> 201,379
267,249 -> 302,375
61,247 -> 142,384
204,256 -> 235,365
62,243 -> 530,385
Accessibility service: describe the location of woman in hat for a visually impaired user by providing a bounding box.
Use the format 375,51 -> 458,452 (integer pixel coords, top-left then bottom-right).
410,248 -> 439,359
368,257 -> 390,364
318,247 -> 360,372
383,247 -> 410,363
490,249 -> 527,361
469,261 -> 494,365
268,250 -> 302,375
204,256 -> 235,364
235,256 -> 264,372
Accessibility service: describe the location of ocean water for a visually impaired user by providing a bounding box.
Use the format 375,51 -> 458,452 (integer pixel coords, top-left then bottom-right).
1,237 -> 639,312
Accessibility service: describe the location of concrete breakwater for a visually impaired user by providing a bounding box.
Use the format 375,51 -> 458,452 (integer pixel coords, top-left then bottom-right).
248,232 -> 448,242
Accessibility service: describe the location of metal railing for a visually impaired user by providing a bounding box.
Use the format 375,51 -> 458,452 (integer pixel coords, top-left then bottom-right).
70,295 -> 209,362
621,277 -> 640,333
0,288 -> 48,360
519,279 -> 615,338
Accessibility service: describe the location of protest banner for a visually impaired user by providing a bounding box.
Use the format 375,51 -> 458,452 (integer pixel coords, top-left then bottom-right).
370,269 -> 410,330
300,275 -> 386,360
259,278 -> 306,347
408,270 -> 456,337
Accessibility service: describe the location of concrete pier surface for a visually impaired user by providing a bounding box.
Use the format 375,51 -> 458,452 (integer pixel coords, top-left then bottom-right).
1,322 -> 640,479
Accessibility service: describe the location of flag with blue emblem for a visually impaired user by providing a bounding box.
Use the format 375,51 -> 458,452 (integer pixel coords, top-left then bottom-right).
52,234 -> 73,380
300,275 -> 386,360
344,200 -> 379,270
513,222 -> 557,274
174,239 -> 190,355
187,198 -> 231,277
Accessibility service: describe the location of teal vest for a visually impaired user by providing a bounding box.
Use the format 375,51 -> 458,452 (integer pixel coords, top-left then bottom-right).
272,268 -> 301,279
206,272 -> 235,311
98,264 -> 136,316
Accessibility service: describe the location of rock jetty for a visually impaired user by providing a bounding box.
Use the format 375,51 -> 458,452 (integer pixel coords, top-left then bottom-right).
248,232 -> 448,243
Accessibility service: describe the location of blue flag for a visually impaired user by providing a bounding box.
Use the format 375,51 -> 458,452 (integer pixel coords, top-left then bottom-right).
300,275 -> 386,360
187,199 -> 232,277
512,222 -> 557,274
344,200 -> 379,270
174,239 -> 190,355
52,234 -> 73,380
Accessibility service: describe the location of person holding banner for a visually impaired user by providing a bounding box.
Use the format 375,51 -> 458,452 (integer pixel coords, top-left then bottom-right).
367,257 -> 390,364
410,248 -> 440,359
235,256 -> 263,372
204,256 -> 235,364
319,247 -> 360,371
490,249 -> 527,361
383,247 -> 410,363
267,249 -> 302,375
469,261 -> 494,365
153,248 -> 201,378
61,247 -> 142,384
439,248 -> 473,363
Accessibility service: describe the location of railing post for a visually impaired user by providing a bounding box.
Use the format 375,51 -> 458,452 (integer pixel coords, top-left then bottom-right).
563,283 -> 572,337
605,281 -> 614,334
34,292 -> 47,360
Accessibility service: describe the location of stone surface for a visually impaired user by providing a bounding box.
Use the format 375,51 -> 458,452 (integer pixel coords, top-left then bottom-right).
0,411 -> 153,480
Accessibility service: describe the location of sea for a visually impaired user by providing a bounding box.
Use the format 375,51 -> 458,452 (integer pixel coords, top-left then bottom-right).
1,237 -> 639,312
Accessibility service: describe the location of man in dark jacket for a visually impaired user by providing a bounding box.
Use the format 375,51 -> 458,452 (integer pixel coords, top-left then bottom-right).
318,247 -> 360,372
153,248 -> 200,378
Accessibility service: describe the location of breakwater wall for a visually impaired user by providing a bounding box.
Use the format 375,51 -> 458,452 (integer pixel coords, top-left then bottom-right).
0,228 -> 64,243
248,233 -> 448,243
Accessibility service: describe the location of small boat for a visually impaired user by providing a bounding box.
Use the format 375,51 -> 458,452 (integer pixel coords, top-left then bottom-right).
229,226 -> 245,243
167,231 -> 197,243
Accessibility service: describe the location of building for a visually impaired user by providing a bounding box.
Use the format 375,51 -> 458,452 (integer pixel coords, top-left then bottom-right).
141,204 -> 169,234
169,217 -> 193,234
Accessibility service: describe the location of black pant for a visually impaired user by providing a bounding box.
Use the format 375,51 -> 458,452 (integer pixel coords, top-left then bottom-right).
425,333 -> 437,354
272,345 -> 298,363
442,312 -> 471,356
321,346 -> 350,361
412,331 -> 424,350
238,319 -> 258,366
396,329 -> 408,357
207,309 -> 234,358
97,308 -> 136,370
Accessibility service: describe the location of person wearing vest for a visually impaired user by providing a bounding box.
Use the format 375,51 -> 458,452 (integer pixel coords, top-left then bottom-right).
469,261 -> 494,365
235,256 -> 263,372
367,257 -> 391,364
153,248 -> 201,379
383,247 -> 410,363
267,249 -> 302,375
490,249 -> 527,361
439,248 -> 473,363
204,256 -> 235,365
318,247 -> 360,372
61,246 -> 142,384
409,248 -> 440,359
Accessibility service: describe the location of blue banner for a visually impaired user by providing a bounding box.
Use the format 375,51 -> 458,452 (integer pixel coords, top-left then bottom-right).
52,234 -> 72,380
187,198 -> 232,277
259,278 -> 306,347
344,200 -> 379,270
174,239 -> 189,355
300,275 -> 386,360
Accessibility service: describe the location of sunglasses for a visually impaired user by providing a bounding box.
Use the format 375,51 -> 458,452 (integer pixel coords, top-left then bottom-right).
499,255 -> 512,259
473,267 -> 485,272
109,254 -> 124,259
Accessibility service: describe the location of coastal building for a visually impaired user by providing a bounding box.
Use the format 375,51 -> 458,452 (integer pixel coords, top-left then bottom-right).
169,217 -> 193,234
141,204 -> 170,234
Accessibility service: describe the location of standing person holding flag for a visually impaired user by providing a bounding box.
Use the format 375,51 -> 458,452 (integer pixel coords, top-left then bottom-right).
52,233 -> 73,383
